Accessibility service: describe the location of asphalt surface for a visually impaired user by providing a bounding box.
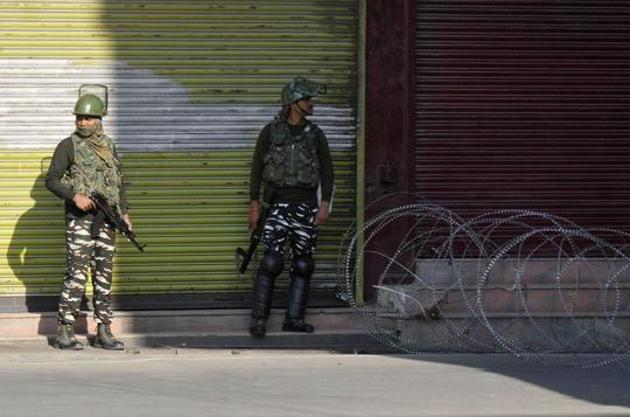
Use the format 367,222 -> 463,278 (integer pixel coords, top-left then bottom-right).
0,340 -> 629,417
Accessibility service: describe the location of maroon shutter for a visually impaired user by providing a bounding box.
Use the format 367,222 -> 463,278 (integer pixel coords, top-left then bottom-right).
414,0 -> 630,228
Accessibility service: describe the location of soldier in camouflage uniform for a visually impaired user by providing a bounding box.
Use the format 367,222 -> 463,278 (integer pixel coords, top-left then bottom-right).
248,77 -> 334,337
45,88 -> 130,350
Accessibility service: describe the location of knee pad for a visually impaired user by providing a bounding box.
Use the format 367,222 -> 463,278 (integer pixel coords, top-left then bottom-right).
260,250 -> 284,276
292,256 -> 314,278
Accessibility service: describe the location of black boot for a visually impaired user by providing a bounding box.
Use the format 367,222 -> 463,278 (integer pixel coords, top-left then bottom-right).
53,323 -> 84,350
249,250 -> 283,337
94,324 -> 125,350
249,317 -> 267,338
282,318 -> 314,333
250,272 -> 273,338
283,257 -> 315,333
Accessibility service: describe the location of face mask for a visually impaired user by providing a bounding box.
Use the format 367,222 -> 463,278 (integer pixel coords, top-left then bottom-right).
76,124 -> 98,138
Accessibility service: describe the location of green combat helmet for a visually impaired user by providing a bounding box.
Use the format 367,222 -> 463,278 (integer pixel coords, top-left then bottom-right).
73,84 -> 108,117
281,77 -> 327,105
73,94 -> 107,117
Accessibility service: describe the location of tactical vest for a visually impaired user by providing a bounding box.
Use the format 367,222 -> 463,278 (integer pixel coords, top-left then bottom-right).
62,134 -> 122,210
262,118 -> 321,189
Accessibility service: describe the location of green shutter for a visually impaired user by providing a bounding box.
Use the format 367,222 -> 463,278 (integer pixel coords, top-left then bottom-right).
0,1 -> 359,300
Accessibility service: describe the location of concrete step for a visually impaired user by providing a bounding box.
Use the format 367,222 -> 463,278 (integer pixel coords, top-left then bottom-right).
3,307 -> 629,354
389,316 -> 630,353
415,258 -> 630,286
378,285 -> 630,316
0,308 -> 389,352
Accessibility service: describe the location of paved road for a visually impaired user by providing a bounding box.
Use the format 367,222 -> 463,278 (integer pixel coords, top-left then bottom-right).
0,343 -> 629,417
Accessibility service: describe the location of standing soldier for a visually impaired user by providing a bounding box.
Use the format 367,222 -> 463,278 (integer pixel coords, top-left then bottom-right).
45,85 -> 130,350
248,77 -> 334,337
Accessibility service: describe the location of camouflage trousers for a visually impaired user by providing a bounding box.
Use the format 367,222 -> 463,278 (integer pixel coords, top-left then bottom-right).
262,202 -> 319,259
58,214 -> 116,326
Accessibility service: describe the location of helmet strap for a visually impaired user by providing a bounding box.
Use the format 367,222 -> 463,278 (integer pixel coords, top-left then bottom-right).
296,100 -> 313,116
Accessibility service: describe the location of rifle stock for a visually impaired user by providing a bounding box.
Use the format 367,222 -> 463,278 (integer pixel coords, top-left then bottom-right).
236,205 -> 268,274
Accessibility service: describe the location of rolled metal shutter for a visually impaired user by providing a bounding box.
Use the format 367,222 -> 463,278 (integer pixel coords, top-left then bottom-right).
414,1 -> 630,227
0,1 -> 358,308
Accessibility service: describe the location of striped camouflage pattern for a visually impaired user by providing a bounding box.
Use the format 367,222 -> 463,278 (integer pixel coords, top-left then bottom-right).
263,203 -> 319,259
58,215 -> 116,325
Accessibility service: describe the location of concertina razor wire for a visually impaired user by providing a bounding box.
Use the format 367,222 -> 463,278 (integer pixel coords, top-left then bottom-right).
337,193 -> 630,369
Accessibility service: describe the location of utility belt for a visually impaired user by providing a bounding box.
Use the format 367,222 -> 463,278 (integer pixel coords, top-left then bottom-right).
264,185 -> 318,207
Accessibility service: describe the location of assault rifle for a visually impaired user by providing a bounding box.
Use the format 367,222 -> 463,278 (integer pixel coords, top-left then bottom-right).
89,191 -> 146,252
236,204 -> 269,274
